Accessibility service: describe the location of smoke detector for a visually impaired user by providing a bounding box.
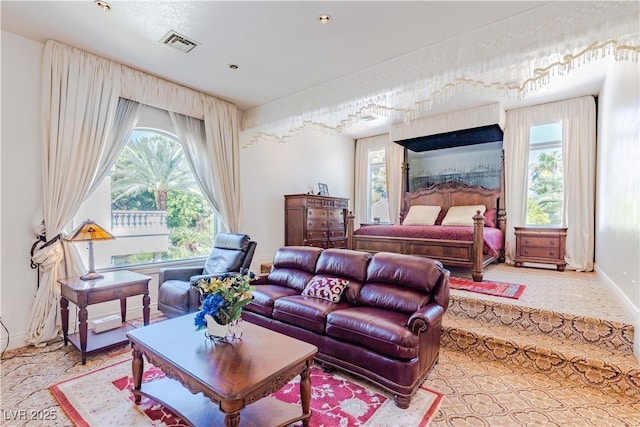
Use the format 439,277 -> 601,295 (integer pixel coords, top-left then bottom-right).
160,31 -> 199,53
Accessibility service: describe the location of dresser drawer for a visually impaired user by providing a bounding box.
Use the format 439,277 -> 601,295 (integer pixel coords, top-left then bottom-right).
307,219 -> 328,229
307,208 -> 328,219
328,239 -> 347,248
328,219 -> 344,228
306,240 -> 329,249
521,236 -> 559,248
307,230 -> 328,240
328,229 -> 345,239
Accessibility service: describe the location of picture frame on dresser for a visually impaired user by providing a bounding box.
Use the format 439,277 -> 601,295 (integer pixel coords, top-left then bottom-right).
317,183 -> 329,196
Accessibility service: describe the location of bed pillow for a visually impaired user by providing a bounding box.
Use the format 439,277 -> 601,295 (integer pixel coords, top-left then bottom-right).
302,276 -> 349,302
403,205 -> 442,226
441,205 -> 487,226
484,208 -> 497,227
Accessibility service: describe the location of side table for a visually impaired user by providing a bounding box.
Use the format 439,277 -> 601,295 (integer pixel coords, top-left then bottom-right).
59,270 -> 151,364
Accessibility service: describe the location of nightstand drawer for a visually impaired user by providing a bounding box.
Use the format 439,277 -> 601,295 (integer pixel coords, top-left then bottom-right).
521,236 -> 559,248
520,246 -> 559,259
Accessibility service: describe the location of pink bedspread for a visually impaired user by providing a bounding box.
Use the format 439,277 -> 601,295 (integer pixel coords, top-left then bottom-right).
353,225 -> 504,258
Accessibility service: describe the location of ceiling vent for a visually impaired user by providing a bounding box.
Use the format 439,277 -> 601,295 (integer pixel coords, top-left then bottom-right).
160,31 -> 198,53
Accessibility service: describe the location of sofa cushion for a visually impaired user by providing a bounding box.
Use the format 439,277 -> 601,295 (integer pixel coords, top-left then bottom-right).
245,284 -> 300,317
273,295 -> 350,334
302,276 -> 349,302
366,252 -> 444,294
266,246 -> 323,291
326,307 -> 419,360
358,284 -> 429,314
315,249 -> 371,303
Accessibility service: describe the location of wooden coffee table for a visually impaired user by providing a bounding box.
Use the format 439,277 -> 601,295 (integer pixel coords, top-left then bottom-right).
126,314 -> 317,426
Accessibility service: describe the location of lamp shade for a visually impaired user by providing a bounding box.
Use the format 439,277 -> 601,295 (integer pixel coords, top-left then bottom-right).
67,219 -> 115,242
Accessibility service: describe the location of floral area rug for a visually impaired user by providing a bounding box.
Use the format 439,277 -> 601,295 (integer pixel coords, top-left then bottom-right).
50,359 -> 442,426
450,276 -> 526,299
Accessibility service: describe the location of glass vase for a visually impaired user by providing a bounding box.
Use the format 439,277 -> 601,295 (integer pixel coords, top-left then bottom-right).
204,314 -> 241,343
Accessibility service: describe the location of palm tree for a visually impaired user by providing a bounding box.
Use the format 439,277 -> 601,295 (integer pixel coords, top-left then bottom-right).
111,135 -> 197,210
528,150 -> 563,224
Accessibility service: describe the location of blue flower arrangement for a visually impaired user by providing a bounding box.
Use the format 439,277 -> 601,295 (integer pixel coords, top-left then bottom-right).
192,271 -> 255,330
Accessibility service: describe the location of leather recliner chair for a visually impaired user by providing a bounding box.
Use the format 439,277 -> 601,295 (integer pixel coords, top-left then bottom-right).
157,233 -> 257,318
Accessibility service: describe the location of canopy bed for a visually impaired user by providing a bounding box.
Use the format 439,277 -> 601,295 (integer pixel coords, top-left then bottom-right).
347,158 -> 506,282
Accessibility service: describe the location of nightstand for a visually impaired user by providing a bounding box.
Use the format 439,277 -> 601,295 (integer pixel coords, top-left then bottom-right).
514,226 -> 567,271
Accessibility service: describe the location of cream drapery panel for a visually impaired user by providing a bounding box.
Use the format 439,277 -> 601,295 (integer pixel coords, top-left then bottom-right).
503,110 -> 531,264
385,142 -> 404,225
170,111 -> 240,232
203,97 -> 241,232
28,42 -> 124,346
354,134 -> 403,225
28,40 -> 239,346
503,96 -> 596,271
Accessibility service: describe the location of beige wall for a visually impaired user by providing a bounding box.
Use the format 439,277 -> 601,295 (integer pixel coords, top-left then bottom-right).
595,60 -> 640,354
239,129 -> 355,270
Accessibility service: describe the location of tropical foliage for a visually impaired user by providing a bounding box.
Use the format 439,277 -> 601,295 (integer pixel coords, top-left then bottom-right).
527,150 -> 563,225
111,133 -> 215,265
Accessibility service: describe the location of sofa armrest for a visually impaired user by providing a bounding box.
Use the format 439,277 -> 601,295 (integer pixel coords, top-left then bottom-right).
248,273 -> 270,285
408,303 -> 445,334
159,266 -> 203,284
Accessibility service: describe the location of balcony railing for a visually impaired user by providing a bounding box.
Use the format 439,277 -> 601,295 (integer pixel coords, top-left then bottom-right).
111,210 -> 168,236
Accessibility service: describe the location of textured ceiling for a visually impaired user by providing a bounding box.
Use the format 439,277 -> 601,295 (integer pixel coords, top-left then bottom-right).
1,1 -> 547,111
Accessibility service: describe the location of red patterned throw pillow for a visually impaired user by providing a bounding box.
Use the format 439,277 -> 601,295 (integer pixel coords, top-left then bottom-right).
302,277 -> 349,302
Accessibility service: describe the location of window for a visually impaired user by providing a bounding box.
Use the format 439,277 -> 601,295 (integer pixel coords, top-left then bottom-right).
526,122 -> 563,225
74,109 -> 221,270
368,149 -> 390,223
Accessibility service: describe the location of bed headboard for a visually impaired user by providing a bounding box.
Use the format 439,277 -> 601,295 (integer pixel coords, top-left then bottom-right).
400,182 -> 502,224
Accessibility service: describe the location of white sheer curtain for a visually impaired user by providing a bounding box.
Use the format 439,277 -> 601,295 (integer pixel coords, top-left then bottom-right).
88,99 -> 144,195
503,96 -> 596,270
354,134 -> 403,225
28,45 -> 141,346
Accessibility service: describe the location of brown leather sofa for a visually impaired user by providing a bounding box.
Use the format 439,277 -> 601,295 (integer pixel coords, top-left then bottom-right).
242,246 -> 450,408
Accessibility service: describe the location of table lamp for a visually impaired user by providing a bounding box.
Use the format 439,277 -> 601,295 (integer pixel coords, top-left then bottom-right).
67,219 -> 115,280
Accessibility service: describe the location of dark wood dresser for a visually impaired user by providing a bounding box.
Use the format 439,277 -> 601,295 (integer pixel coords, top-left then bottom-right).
514,226 -> 567,271
285,194 -> 349,249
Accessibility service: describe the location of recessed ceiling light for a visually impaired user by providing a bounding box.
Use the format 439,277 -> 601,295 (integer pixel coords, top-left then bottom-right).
229,64 -> 239,70
94,1 -> 111,11
317,15 -> 331,24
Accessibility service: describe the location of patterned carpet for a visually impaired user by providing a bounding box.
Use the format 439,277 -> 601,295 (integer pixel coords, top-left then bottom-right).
1,264 -> 639,426
1,338 -> 638,426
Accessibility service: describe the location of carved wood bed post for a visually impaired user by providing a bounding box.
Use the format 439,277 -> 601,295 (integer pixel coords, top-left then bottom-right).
346,211 -> 355,250
472,210 -> 485,282
498,149 -> 507,261
400,160 -> 410,223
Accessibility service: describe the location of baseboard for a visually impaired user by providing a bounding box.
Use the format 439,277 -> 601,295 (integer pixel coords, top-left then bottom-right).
595,263 -> 639,360
1,303 -> 160,353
